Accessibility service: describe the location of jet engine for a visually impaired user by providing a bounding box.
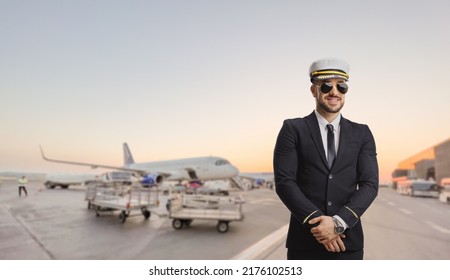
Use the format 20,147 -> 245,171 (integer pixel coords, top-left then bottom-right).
140,173 -> 164,187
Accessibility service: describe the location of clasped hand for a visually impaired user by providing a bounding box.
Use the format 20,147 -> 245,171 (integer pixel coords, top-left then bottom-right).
309,216 -> 346,253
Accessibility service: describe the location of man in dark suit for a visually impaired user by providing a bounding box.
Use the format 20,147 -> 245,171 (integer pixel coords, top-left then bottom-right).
273,58 -> 378,260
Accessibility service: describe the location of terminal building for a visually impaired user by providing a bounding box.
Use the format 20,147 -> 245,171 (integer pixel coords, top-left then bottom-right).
392,138 -> 450,188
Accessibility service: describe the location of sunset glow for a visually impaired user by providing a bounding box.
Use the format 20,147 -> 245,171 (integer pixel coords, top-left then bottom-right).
1,1 -> 450,185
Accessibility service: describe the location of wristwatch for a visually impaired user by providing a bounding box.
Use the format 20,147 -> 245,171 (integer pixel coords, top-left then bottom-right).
332,217 -> 345,234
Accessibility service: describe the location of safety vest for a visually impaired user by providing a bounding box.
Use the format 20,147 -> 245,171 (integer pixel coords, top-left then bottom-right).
18,178 -> 27,186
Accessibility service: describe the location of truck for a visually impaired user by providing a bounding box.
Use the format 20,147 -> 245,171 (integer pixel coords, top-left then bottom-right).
397,179 -> 440,198
44,173 -> 98,189
44,171 -> 144,189
439,178 -> 450,203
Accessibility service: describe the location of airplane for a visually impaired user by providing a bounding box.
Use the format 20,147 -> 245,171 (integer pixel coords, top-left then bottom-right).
40,143 -> 240,186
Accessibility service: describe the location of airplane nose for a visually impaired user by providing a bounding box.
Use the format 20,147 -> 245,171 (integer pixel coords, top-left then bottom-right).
230,165 -> 239,177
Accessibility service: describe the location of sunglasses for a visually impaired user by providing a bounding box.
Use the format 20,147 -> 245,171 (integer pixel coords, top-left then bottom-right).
317,82 -> 348,94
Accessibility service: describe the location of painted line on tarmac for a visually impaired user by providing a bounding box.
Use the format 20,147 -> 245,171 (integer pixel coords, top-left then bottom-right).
399,208 -> 413,215
230,223 -> 288,260
0,203 -> 55,259
424,221 -> 450,235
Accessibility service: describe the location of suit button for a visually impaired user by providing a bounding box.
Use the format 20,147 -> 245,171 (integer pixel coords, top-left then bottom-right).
328,201 -> 332,206
329,174 -> 333,179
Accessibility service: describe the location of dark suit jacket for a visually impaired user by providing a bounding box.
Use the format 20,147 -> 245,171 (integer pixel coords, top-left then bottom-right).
273,111 -> 378,253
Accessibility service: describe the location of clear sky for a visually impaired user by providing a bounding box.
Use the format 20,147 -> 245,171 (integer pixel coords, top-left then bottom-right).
1,0 -> 449,183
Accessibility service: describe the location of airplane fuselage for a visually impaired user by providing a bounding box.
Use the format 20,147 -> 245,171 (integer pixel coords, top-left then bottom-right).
129,156 -> 239,181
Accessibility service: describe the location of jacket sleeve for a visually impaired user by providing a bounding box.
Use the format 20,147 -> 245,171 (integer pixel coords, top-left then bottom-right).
273,120 -> 325,226
336,125 -> 379,228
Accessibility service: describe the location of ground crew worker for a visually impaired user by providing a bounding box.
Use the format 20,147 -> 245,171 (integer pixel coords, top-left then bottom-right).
18,175 -> 28,196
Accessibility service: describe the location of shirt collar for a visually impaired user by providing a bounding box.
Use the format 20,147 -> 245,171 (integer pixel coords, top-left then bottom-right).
314,110 -> 341,130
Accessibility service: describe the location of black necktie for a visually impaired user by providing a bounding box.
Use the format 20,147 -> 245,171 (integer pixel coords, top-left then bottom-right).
326,124 -> 336,168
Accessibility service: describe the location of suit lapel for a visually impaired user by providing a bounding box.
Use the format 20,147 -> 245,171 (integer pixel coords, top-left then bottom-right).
305,112 -> 329,169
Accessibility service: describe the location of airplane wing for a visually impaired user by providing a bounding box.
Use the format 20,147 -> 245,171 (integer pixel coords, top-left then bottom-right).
39,146 -> 170,177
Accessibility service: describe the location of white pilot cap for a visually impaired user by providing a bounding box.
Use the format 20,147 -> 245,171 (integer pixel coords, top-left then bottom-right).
309,58 -> 350,82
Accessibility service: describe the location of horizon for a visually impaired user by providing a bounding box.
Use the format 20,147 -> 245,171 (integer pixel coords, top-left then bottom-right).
3,136 -> 450,185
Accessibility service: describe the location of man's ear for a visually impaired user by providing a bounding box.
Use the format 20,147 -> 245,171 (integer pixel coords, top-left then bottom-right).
310,84 -> 317,97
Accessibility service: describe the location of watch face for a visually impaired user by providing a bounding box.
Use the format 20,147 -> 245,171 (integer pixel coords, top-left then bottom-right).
333,218 -> 344,234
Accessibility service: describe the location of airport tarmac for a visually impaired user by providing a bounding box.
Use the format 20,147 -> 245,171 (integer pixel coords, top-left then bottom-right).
1,179 -> 449,260
0,179 -> 289,260
265,186 -> 450,260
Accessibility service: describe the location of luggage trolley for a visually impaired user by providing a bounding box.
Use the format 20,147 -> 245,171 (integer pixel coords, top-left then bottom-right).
168,193 -> 245,233
85,182 -> 159,223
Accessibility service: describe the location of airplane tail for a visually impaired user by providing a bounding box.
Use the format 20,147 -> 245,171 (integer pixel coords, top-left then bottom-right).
123,143 -> 135,167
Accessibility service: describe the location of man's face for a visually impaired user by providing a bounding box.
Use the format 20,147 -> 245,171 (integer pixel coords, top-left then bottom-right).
310,78 -> 347,114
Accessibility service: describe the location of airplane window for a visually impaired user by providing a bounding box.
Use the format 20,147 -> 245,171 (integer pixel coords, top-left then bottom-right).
215,159 -> 230,166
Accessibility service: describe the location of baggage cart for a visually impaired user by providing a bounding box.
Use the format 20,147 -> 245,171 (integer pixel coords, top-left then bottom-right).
85,182 -> 159,223
168,193 -> 244,233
